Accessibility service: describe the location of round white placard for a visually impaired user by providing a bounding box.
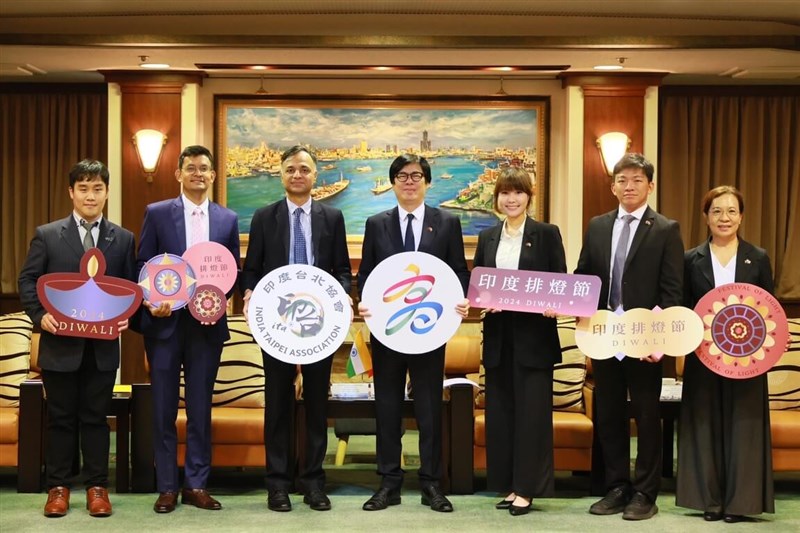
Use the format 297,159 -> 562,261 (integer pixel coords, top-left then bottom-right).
248,264 -> 352,365
361,251 -> 464,354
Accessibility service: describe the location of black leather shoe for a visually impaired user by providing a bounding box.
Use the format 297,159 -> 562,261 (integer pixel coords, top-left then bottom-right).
267,489 -> 292,512
495,498 -> 513,510
420,485 -> 453,513
723,514 -> 744,523
589,486 -> 631,515
703,511 -> 723,521
622,492 -> 658,521
303,489 -> 331,511
362,487 -> 401,511
509,502 -> 531,516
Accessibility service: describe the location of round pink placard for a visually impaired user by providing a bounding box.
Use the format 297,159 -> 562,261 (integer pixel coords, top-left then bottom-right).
182,242 -> 237,294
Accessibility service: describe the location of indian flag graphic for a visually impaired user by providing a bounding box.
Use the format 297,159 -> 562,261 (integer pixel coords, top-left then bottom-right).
346,327 -> 372,378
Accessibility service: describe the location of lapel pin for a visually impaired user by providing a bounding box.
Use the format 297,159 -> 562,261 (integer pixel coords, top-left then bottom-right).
426,226 -> 433,232
645,220 -> 652,226
525,242 -> 532,247
745,258 -> 751,264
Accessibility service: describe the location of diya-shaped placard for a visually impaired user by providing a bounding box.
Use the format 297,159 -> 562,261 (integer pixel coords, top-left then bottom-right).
36,248 -> 143,339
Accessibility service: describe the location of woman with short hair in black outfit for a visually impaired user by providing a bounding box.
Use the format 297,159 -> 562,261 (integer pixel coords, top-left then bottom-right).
473,167 -> 566,516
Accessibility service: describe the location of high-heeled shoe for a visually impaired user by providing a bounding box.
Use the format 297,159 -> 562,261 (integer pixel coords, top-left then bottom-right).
509,502 -> 531,516
495,499 -> 513,510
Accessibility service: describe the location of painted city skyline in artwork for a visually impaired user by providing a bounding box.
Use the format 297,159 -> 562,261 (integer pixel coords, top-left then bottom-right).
219,103 -> 546,236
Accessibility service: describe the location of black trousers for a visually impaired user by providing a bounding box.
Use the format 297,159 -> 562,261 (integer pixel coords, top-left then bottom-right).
485,327 -> 554,497
263,353 -> 333,492
593,356 -> 663,501
371,335 -> 445,490
41,344 -> 116,489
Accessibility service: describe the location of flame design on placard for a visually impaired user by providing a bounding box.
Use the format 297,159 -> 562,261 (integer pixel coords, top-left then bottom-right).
383,263 -> 443,336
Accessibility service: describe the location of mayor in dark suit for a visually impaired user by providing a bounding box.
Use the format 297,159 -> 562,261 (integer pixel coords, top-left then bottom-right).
241,145 -> 351,513
676,185 -> 776,523
575,153 -> 683,521
357,154 -> 470,513
472,167 -> 567,516
19,159 -> 137,518
137,145 -> 240,513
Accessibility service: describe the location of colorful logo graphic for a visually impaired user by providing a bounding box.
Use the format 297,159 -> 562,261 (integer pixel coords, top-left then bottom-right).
188,284 -> 226,323
383,264 -> 443,336
138,253 -> 196,310
278,293 -> 325,337
695,283 -> 789,379
361,252 -> 464,354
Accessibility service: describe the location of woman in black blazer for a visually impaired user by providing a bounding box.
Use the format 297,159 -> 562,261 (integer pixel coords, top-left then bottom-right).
676,185 -> 776,523
472,167 -> 566,516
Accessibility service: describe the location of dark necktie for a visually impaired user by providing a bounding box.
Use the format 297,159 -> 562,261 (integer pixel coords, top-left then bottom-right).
293,208 -> 308,264
80,219 -> 97,251
609,214 -> 635,310
403,213 -> 415,252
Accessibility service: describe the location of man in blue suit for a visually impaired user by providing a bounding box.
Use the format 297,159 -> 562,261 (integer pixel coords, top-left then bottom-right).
137,145 -> 240,513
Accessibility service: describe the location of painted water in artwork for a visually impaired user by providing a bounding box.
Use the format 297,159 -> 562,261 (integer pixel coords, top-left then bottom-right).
222,106 -> 542,236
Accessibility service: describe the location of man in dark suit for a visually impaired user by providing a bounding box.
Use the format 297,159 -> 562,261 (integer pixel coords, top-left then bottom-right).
19,159 -> 137,518
137,145 -> 240,513
242,145 -> 351,512
357,154 -> 470,513
575,153 -> 683,521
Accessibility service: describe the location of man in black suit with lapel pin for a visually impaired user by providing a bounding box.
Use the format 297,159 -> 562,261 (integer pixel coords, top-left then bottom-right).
242,145 -> 352,512
358,153 -> 470,513
19,159 -> 137,518
575,153 -> 684,521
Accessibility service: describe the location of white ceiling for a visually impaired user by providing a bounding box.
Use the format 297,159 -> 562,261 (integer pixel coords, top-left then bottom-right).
1,0 -> 799,83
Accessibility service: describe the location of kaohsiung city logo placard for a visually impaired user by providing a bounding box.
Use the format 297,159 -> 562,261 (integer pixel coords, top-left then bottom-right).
361,252 -> 464,354
248,264 -> 352,365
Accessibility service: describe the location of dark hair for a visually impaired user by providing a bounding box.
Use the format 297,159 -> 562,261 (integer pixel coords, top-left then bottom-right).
388,154 -> 432,184
69,159 -> 109,188
281,145 -> 317,165
612,152 -> 654,182
178,145 -> 214,169
493,167 -> 533,213
702,185 -> 744,215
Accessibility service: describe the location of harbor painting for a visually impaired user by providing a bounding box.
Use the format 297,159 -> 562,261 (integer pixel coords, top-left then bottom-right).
215,97 -> 548,240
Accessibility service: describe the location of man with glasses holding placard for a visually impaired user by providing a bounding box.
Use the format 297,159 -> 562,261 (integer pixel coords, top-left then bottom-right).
358,154 -> 470,513
137,145 -> 240,514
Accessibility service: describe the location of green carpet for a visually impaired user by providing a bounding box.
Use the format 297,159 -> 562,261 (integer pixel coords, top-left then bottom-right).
2,432 -> 799,532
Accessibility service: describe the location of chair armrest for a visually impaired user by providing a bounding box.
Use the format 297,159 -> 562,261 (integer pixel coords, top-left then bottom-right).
17,379 -> 45,492
582,382 -> 594,419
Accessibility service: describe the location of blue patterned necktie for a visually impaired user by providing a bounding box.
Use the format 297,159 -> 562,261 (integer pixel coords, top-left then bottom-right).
403,213 -> 415,252
80,219 -> 97,251
609,214 -> 635,310
293,208 -> 308,264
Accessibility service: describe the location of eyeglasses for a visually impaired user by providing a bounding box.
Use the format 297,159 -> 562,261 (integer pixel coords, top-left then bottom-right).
708,208 -> 741,219
182,165 -> 212,175
395,171 -> 425,183
284,166 -> 314,177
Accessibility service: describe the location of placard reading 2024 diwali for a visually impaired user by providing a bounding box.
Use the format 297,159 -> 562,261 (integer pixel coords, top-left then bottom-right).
36,249 -> 143,339
468,266 -> 601,317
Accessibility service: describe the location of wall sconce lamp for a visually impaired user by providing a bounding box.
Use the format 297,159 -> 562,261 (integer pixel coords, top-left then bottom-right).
132,129 -> 167,183
596,132 -> 631,176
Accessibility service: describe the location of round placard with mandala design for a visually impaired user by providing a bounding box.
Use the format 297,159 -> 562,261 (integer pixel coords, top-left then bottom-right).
694,283 -> 789,379
188,284 -> 227,323
138,253 -> 196,310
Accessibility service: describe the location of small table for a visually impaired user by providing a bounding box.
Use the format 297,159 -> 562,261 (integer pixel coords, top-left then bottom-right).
295,384 -> 475,494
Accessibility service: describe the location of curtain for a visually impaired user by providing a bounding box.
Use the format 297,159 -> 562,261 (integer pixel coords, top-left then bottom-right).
659,89 -> 800,300
0,87 -> 107,293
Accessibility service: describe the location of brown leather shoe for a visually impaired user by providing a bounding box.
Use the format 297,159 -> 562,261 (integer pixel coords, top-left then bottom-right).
154,492 -> 178,513
44,486 -> 70,517
86,486 -> 112,517
181,488 -> 222,510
